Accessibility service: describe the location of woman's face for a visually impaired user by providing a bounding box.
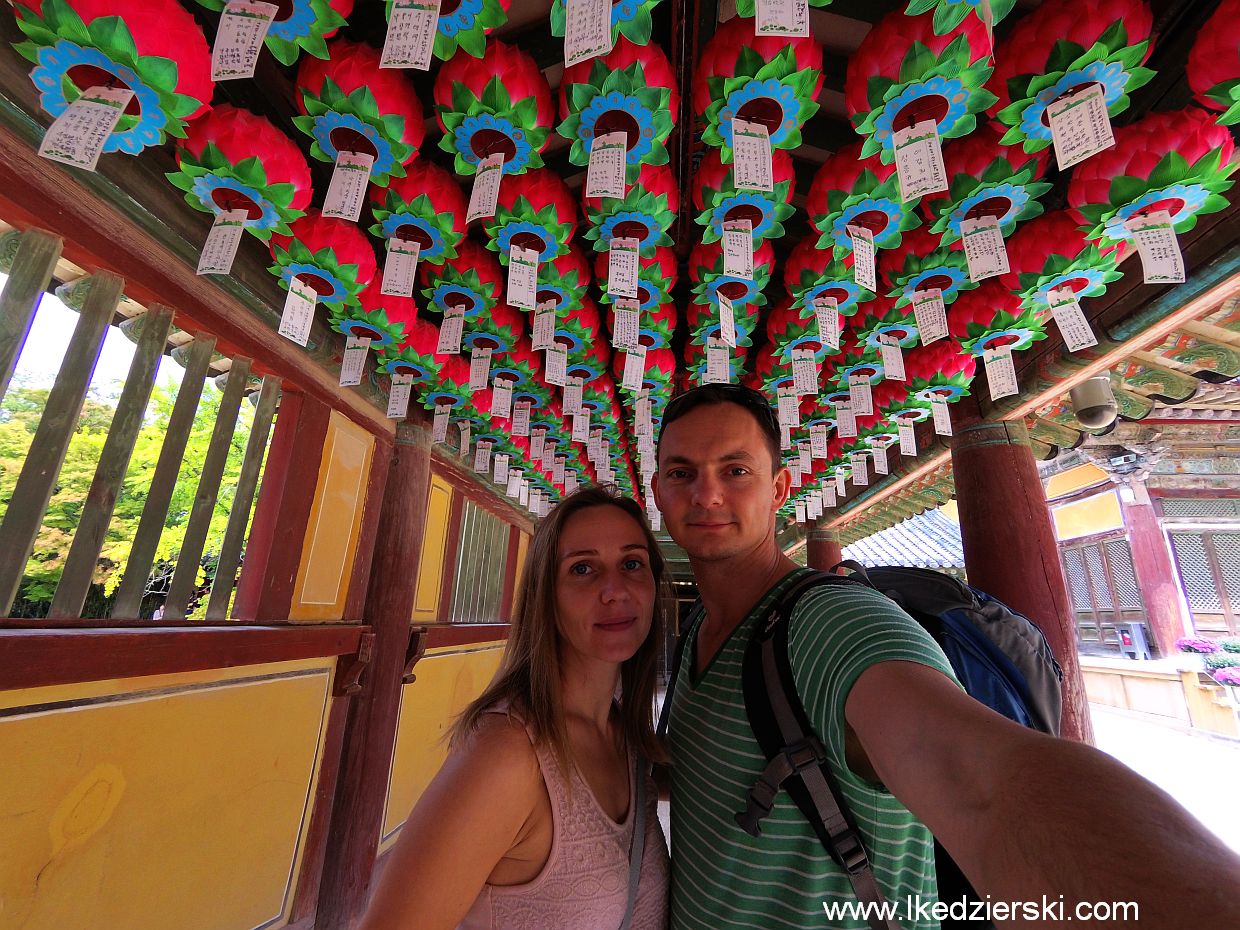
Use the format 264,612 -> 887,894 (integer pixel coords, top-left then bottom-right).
554,505 -> 656,668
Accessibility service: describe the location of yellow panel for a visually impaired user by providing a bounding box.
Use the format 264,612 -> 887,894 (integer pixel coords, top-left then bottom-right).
514,532 -> 530,592
412,475 -> 454,622
0,658 -> 334,930
290,410 -> 375,620
380,644 -> 505,850
1052,490 -> 1124,541
1045,463 -> 1109,500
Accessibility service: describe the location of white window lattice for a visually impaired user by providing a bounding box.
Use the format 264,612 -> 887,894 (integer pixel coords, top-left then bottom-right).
1170,533 -> 1222,613
1104,538 -> 1143,610
1161,498 -> 1240,519
1063,548 -> 1092,614
1082,545 -> 1113,610
1214,534 -> 1240,607
448,500 -> 510,623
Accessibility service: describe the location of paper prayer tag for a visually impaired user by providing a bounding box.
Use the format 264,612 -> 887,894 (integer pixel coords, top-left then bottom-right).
1126,210 -> 1186,285
545,345 -> 568,386
879,334 -> 906,382
792,348 -> 818,396
197,209 -> 248,276
387,373 -> 413,419
872,443 -> 889,476
756,0 -> 809,37
612,299 -> 641,350
491,378 -> 513,418
339,336 -> 371,387
960,215 -> 1009,282
586,131 -> 628,200
722,221 -> 754,280
705,338 -> 731,384
893,119 -> 948,203
932,398 -> 953,436
382,238 -> 419,297
437,306 -> 465,355
211,1 -> 278,81
777,388 -> 800,428
731,119 -> 774,193
911,288 -> 949,345
278,277 -> 317,346
607,237 -> 640,299
622,346 -> 647,392
38,85 -> 134,171
813,296 -> 841,351
469,346 -> 493,391
1046,286 -> 1098,352
507,244 -> 540,309
322,151 -> 374,222
898,420 -> 917,456
531,301 -> 556,350
847,224 -> 878,293
380,0 -> 440,71
432,403 -> 451,443
1047,84 -> 1114,171
849,374 -> 874,417
564,0 -> 614,68
719,294 -> 737,349
836,401 -> 857,438
983,346 -> 1019,400
466,153 -> 505,223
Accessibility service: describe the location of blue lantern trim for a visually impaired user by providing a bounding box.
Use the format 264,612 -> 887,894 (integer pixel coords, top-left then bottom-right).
379,214 -> 449,262
873,76 -> 969,155
190,174 -> 280,231
439,0 -> 486,36
717,80 -> 801,147
862,322 -> 920,351
455,113 -> 532,175
280,262 -> 350,305
495,220 -> 559,263
1018,61 -> 1131,144
579,93 -> 657,164
832,198 -> 905,251
947,182 -> 1031,239
337,317 -> 399,348
707,192 -> 778,240
597,211 -> 661,251
310,110 -> 398,178
429,282 -> 486,318
1105,184 -> 1211,242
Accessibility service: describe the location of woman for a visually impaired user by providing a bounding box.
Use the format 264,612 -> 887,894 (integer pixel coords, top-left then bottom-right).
359,485 -> 671,930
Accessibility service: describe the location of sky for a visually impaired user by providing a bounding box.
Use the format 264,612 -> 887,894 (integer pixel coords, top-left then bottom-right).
2,271 -> 185,403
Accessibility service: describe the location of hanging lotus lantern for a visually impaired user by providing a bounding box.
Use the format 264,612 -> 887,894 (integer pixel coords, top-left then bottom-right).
334,273 -> 419,348
269,209 -> 377,311
583,162 -> 679,256
1067,108 -> 1237,245
13,0 -> 213,155
827,334 -> 886,388
766,297 -> 840,366
550,298 -> 604,359
483,168 -> 576,265
692,148 -> 796,244
1187,0 -> 1240,126
875,378 -> 931,425
687,298 -> 761,349
167,103 -> 312,242
807,143 -> 920,260
902,338 -> 976,406
191,0 -> 351,66
420,355 -> 475,412
849,295 -> 922,356
783,237 -> 876,320
921,122 -> 1053,246
392,0 -> 511,62
367,160 -> 468,266
462,300 -> 526,357
594,245 -> 677,314
550,0 -> 662,47
747,349 -> 784,393
904,0 -> 1015,37
1002,209 -> 1123,313
491,341 -> 549,406
987,0 -> 1155,153
688,238 -> 775,313
434,40 -> 553,177
378,317 -> 443,385
606,299 -> 678,350
535,242 -> 593,315
294,38 -> 422,187
948,279 -> 1047,356
693,16 -> 823,159
683,340 -> 750,384
845,9 -> 995,164
611,346 -> 676,395
880,226 -> 975,310
559,39 -> 678,180
418,238 -> 502,320
857,404 -> 902,452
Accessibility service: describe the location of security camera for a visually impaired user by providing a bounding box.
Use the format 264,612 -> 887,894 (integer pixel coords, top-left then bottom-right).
1069,375 -> 1118,429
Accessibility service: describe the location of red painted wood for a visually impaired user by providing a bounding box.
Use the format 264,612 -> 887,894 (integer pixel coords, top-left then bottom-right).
435,491 -> 466,623
344,437 -> 394,621
950,398 -> 1096,744
1122,494 -> 1192,657
0,625 -> 364,690
424,623 -> 510,648
432,453 -> 534,534
806,526 -> 844,571
233,392 -> 331,621
315,415 -> 434,929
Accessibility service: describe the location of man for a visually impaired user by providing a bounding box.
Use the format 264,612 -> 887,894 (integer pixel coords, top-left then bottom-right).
652,383 -> 1240,929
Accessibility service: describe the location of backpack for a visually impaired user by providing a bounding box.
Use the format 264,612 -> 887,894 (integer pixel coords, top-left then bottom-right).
659,566 -> 1063,930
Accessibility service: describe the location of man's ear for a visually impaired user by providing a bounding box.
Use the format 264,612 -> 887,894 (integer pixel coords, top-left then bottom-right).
651,471 -> 663,511
772,465 -> 791,512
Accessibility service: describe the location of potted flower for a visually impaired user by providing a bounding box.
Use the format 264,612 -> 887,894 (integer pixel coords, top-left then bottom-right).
1176,636 -> 1222,656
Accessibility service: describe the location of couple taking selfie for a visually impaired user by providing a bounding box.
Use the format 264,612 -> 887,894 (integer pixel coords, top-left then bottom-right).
361,385 -> 1240,930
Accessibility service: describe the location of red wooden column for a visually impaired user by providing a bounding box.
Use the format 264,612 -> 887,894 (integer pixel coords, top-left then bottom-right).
950,403 -> 1095,744
232,390 -> 331,620
1120,484 -> 1190,657
806,522 -> 844,571
316,412 -> 433,929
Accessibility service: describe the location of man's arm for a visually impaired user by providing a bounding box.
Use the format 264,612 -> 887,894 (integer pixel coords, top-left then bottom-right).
846,660 -> 1240,926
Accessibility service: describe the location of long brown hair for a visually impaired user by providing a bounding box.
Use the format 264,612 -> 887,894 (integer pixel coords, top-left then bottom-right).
451,485 -> 670,770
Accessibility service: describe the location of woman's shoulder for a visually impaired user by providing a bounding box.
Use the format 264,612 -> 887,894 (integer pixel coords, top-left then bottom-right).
453,706 -> 542,788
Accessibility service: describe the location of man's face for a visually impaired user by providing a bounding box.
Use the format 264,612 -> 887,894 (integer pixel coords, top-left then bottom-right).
653,402 -> 790,563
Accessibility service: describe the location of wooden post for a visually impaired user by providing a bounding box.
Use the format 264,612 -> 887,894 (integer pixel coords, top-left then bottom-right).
0,228 -> 62,406
49,307 -> 174,619
499,524 -> 521,622
950,400 -> 1095,744
231,391 -> 331,621
316,413 -> 433,929
111,336 -> 216,619
163,358 -> 252,620
0,271 -> 121,614
806,522 -> 844,571
1121,485 -> 1191,657
204,376 -> 281,621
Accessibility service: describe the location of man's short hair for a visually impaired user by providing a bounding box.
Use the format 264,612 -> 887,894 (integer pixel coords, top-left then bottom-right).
656,384 -> 783,472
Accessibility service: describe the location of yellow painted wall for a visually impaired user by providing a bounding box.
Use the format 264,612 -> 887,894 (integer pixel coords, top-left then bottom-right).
380,643 -> 505,852
290,410 -> 376,620
1045,463 -> 1109,500
512,531 -> 531,600
412,474 -> 454,623
0,658 -> 335,930
1052,489 -> 1124,541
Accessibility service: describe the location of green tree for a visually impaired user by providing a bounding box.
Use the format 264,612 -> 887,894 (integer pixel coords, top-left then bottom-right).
0,374 -> 260,618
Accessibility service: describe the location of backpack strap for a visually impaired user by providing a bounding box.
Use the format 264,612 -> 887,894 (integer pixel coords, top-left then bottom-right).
656,600 -> 699,739
737,571 -> 904,930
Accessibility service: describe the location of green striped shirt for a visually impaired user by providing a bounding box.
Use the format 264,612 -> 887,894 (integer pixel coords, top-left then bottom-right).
669,569 -> 958,930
